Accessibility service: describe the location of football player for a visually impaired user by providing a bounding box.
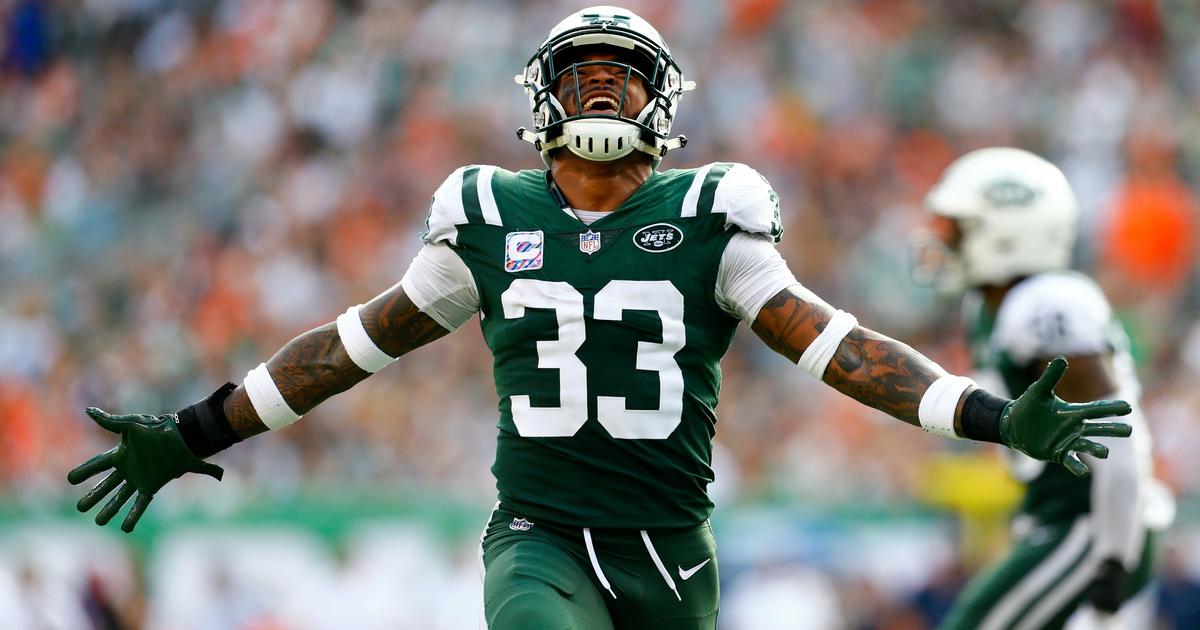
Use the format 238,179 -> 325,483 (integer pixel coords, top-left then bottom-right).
68,8 -> 1134,629
914,147 -> 1170,630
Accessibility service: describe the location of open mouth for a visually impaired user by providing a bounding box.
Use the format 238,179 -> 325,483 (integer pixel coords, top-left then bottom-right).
582,95 -> 620,115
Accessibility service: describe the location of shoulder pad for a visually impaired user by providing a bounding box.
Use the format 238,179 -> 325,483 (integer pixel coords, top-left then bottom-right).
680,162 -> 782,242
421,165 -> 507,245
994,272 -> 1113,365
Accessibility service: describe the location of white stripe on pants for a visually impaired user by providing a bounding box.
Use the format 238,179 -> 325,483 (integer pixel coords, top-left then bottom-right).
978,516 -> 1093,630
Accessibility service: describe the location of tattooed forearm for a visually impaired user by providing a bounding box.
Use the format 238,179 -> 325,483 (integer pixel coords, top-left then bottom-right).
753,287 -> 946,426
220,323 -> 369,439
822,327 -> 945,425
221,288 -> 451,439
225,386 -> 266,439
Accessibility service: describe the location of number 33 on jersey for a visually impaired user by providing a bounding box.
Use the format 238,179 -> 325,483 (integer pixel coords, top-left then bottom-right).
417,162 -> 782,528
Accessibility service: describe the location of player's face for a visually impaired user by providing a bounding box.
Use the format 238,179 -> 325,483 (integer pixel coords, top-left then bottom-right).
909,214 -> 965,289
928,215 -> 963,251
554,50 -> 650,119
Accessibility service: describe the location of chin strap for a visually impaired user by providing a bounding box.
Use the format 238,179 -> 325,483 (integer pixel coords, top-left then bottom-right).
516,127 -> 687,158
516,127 -> 544,150
640,135 -> 687,157
516,127 -> 569,153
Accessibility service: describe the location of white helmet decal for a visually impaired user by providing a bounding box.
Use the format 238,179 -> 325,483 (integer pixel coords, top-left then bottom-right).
918,147 -> 1080,289
515,5 -> 695,167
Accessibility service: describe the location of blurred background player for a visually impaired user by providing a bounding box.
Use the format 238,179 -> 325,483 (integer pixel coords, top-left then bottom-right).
65,6 -> 1133,630
914,147 -> 1174,630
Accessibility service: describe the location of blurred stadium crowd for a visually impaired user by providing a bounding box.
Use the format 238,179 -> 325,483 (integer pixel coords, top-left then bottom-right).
1,0 -> 1199,628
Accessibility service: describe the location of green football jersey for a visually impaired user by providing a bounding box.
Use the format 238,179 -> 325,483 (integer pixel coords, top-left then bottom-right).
965,272 -> 1140,524
422,162 -> 783,528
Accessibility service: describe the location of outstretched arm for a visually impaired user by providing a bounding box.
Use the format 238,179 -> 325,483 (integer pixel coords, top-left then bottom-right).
752,285 -> 950,426
750,285 -> 1132,473
223,287 -> 450,439
69,241 -> 474,531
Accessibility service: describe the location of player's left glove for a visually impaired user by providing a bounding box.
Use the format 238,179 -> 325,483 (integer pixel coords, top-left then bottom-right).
999,357 -> 1132,477
67,408 -> 223,533
1087,557 -> 1131,614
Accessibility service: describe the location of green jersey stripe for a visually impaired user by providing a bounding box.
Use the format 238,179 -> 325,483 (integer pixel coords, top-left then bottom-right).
462,166 -> 484,225
695,162 -> 733,216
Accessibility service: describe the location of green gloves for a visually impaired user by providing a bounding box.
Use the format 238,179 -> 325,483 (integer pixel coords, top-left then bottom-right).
1000,357 -> 1132,477
67,408 -> 223,533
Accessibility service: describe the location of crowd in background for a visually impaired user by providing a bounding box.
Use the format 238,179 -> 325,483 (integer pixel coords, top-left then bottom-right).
1,0 -> 1199,627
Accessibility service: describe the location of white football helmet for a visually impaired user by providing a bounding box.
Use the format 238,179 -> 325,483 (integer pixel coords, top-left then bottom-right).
915,147 -> 1079,290
515,5 -> 695,167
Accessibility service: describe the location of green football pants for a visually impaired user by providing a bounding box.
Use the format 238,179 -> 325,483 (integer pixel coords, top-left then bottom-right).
940,515 -> 1155,630
480,505 -> 719,630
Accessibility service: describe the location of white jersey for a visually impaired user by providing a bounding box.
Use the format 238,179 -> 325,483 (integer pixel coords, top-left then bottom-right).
967,272 -> 1167,567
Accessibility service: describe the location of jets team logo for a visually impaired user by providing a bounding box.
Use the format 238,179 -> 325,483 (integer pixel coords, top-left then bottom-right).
505,230 -> 544,272
581,13 -> 632,28
633,223 -> 683,253
983,179 -> 1040,207
579,230 -> 601,255
509,517 -> 535,531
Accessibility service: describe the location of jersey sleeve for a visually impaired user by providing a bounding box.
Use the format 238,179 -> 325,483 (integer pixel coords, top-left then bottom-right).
399,242 -> 480,331
420,167 -> 468,245
420,165 -> 506,244
992,273 -> 1113,366
712,163 -> 783,242
715,231 -> 819,322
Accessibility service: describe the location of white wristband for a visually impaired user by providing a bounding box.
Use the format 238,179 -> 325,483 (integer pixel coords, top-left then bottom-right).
918,375 -> 976,438
244,363 -> 301,430
336,305 -> 396,373
797,310 -> 857,379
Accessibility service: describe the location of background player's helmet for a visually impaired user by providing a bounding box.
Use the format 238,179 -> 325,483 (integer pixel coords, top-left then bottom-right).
917,147 -> 1079,289
515,5 -> 694,167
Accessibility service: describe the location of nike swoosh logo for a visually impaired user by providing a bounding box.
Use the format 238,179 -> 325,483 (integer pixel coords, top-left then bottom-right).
677,559 -> 711,581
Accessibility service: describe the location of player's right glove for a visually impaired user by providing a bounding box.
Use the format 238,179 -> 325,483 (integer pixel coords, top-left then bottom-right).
999,357 -> 1132,476
67,408 -> 223,533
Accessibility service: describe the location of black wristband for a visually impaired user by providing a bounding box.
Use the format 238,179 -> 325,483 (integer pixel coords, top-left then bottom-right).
175,382 -> 242,459
959,388 -> 1008,444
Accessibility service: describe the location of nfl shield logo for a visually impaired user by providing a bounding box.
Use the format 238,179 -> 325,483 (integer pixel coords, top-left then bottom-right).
579,230 -> 601,255
509,517 -> 535,531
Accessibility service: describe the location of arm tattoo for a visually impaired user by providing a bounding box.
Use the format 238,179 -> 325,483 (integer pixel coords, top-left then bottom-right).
222,288 -> 451,439
225,387 -> 266,439
751,286 -> 827,364
360,287 -> 451,358
753,287 -> 945,426
822,327 -> 945,426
